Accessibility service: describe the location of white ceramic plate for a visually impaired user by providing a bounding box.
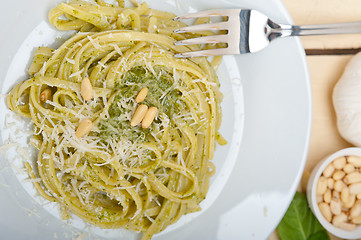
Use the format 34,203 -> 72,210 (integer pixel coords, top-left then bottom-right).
0,0 -> 311,239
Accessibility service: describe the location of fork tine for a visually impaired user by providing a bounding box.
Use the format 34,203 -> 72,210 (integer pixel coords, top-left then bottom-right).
174,35 -> 228,45
174,48 -> 235,58
174,9 -> 237,20
174,22 -> 229,33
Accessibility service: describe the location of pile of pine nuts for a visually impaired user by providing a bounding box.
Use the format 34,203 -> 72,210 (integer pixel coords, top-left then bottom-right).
317,155 -> 361,230
131,87 -> 158,129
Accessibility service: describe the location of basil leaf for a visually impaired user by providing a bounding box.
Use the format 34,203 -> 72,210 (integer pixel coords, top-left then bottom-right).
277,192 -> 330,240
308,231 -> 330,240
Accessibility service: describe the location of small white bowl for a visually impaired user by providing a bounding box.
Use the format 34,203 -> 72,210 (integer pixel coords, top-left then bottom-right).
307,147 -> 361,239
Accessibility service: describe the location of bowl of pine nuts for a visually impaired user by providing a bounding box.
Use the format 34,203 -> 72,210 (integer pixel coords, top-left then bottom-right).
307,147 -> 361,239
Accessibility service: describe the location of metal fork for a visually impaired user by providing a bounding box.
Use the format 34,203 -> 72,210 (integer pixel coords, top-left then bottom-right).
173,9 -> 361,58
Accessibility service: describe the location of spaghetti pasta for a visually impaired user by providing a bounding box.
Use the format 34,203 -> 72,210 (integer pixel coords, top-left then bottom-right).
7,0 -> 225,239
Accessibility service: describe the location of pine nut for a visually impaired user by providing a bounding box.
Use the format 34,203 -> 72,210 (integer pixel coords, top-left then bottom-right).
141,107 -> 158,129
343,163 -> 355,174
317,195 -> 323,203
330,199 -> 342,215
332,212 -> 347,226
357,193 -> 361,199
341,187 -> 350,205
350,200 -> 361,218
339,222 -> 356,231
345,172 -> 361,184
319,202 -> 332,222
347,155 -> 361,167
333,191 -> 340,200
352,215 -> 361,224
131,104 -> 148,127
75,119 -> 93,138
334,180 -> 346,192
323,164 -> 335,178
343,194 -> 356,209
81,77 -> 93,101
317,176 -> 328,195
135,87 -> 148,103
349,183 -> 361,195
333,157 -> 346,169
40,89 -> 52,102
327,178 -> 334,190
333,170 -> 346,181
324,189 -> 332,203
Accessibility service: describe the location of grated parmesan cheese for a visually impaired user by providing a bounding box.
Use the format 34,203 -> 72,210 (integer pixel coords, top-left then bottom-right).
86,35 -> 101,49
65,57 -> 75,64
98,61 -> 107,69
69,68 -> 84,78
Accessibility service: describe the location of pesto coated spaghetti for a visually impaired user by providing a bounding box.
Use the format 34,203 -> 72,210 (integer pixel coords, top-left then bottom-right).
6,0 -> 225,239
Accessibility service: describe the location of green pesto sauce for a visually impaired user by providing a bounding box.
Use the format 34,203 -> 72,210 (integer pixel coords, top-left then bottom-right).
98,97 -> 152,143
115,66 -> 183,117
98,66 -> 183,143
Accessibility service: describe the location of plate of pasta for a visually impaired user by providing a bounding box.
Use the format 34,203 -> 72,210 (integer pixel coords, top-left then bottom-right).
0,0 -> 311,239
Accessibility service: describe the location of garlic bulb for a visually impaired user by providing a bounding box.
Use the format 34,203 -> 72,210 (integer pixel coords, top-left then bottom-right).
333,52 -> 361,146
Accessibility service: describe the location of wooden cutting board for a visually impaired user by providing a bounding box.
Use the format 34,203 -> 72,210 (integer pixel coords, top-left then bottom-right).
269,0 -> 361,239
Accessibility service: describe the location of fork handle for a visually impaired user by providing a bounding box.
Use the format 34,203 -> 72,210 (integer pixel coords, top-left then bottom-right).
270,21 -> 361,38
